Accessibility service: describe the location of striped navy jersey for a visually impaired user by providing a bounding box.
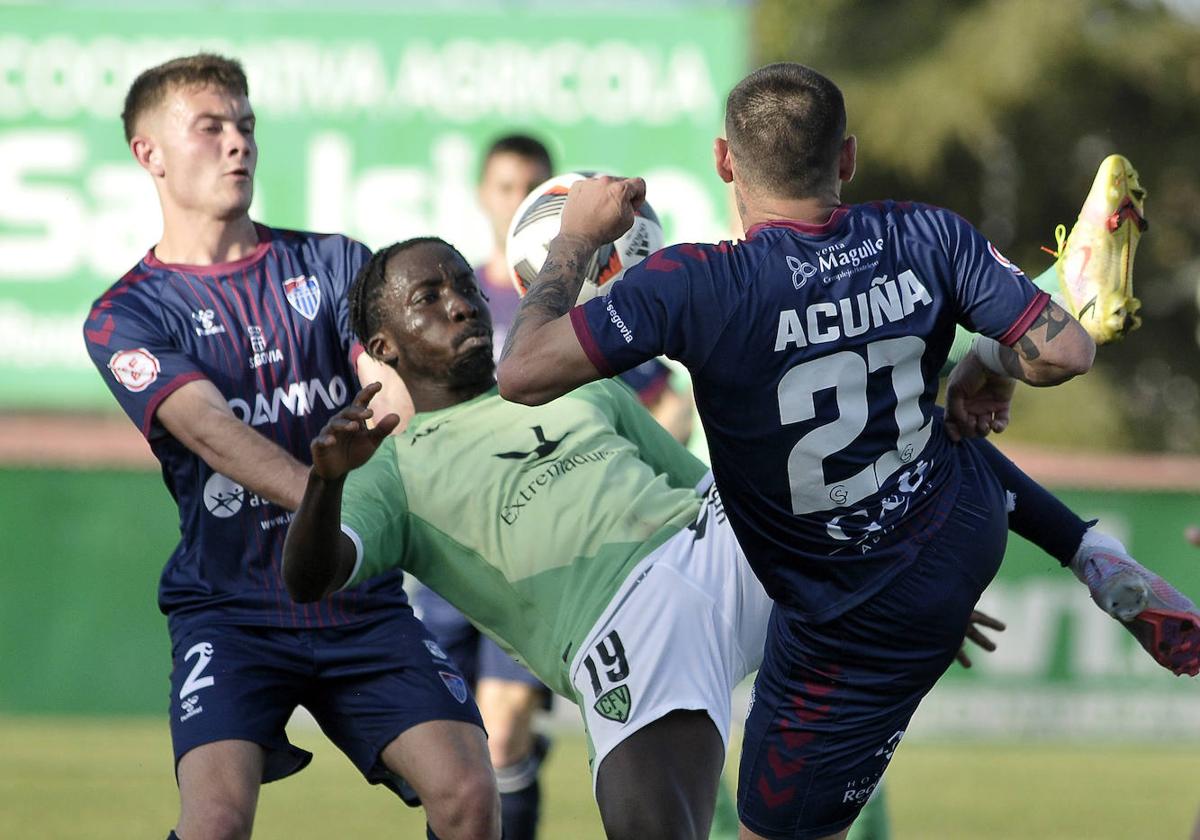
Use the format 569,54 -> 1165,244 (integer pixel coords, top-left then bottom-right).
572,202 -> 1048,621
83,224 -> 409,629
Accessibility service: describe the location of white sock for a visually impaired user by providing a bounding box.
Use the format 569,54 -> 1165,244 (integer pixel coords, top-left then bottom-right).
1070,528 -> 1130,581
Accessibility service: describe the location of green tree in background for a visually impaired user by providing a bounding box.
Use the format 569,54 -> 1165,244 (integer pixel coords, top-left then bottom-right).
753,0 -> 1200,452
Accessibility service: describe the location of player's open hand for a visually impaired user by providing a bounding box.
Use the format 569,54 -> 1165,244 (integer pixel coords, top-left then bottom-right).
559,175 -> 646,250
945,352 -> 1015,442
310,383 -> 400,481
955,609 -> 1006,669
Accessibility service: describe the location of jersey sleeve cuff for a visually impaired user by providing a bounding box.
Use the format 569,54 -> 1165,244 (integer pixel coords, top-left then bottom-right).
569,306 -> 617,378
337,523 -> 365,591
996,290 -> 1051,347
142,371 -> 208,438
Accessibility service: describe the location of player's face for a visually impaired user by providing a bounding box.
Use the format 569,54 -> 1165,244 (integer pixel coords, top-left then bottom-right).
478,152 -> 551,245
145,84 -> 257,221
381,243 -> 495,387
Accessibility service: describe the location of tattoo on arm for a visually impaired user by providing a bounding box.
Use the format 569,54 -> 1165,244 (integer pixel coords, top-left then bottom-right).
500,241 -> 593,362
1014,301 -> 1070,361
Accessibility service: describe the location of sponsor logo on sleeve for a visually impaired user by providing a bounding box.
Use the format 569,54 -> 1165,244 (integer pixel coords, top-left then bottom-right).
107,348 -> 160,392
604,299 -> 634,343
283,275 -> 322,321
987,242 -> 1026,276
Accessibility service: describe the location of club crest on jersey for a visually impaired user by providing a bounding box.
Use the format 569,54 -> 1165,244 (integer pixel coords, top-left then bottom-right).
283,275 -> 321,321
107,348 -> 160,392
439,671 -> 469,704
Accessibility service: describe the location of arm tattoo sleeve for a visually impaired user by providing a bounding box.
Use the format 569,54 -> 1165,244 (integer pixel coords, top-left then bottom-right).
500,240 -> 592,363
1014,300 -> 1071,361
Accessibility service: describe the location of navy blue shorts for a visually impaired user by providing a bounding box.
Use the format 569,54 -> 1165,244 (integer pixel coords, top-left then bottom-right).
413,586 -> 549,696
167,609 -> 482,802
738,443 -> 1008,839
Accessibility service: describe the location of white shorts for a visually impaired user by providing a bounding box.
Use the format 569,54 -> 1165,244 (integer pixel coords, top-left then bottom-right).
568,479 -> 772,793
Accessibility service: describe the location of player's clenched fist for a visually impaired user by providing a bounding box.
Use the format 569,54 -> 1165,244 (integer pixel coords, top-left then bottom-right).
311,382 -> 400,480
559,175 -> 647,250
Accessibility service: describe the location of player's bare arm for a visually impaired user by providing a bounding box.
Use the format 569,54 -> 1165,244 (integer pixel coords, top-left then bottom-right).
156,378 -> 312,509
946,299 -> 1094,437
974,298 -> 1094,384
497,176 -> 645,405
283,383 -> 399,602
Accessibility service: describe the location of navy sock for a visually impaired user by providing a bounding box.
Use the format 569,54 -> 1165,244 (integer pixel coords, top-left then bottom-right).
970,437 -> 1091,566
496,733 -> 550,840
167,832 -> 182,840
499,782 -> 540,840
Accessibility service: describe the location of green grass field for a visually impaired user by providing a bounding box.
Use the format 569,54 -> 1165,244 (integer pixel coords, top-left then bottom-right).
1,716 -> 1196,839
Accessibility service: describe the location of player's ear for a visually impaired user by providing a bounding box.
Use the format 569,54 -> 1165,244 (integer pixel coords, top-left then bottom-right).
131,135 -> 165,177
367,333 -> 398,365
838,135 -> 857,184
713,137 -> 734,184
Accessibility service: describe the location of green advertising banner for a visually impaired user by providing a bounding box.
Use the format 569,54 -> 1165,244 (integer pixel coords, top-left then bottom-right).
3,466 -> 1197,736
0,5 -> 746,408
911,488 -> 1199,741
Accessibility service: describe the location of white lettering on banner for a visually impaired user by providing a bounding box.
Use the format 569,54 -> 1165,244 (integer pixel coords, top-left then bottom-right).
0,303 -> 89,368
910,686 -> 1200,741
974,578 -> 1162,678
304,135 -> 721,263
0,131 -> 86,278
0,130 -> 160,281
0,35 -> 718,125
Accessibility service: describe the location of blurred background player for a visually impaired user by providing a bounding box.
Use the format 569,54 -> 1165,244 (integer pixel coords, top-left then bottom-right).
477,134 -> 693,440
81,54 -> 499,840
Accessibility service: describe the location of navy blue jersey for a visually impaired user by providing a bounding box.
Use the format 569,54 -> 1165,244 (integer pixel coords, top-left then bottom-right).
83,224 -> 409,629
572,202 -> 1048,621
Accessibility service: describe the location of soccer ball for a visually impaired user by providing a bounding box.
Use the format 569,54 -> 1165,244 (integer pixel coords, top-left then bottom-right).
506,172 -> 664,305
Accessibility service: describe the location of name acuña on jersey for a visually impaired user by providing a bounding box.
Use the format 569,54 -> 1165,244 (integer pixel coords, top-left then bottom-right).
774,269 -> 932,351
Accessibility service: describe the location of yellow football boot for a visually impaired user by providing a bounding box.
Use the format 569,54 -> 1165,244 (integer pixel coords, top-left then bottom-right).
1050,154 -> 1147,344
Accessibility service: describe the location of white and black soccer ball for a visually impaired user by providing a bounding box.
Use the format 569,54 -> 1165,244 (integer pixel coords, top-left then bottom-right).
505,172 -> 664,305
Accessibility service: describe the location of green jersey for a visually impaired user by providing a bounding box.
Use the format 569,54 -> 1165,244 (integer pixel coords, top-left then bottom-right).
340,379 -> 708,697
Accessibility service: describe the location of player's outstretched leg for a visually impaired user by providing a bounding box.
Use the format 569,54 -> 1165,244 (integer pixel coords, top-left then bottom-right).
968,436 -> 1200,677
595,710 -> 724,840
1071,529 -> 1200,677
1045,153 -> 1147,344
